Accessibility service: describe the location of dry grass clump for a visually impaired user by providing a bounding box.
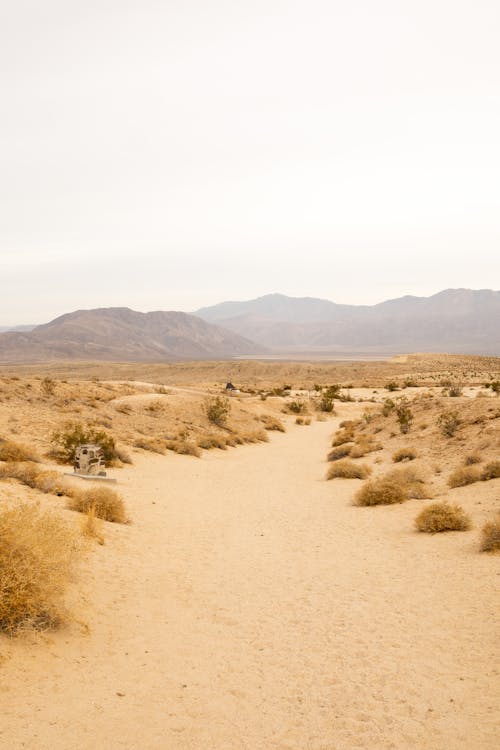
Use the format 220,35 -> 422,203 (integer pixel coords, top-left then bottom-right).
295,417 -> 311,426
354,478 -> 406,506
240,429 -> 270,442
464,452 -> 481,465
165,439 -> 202,457
481,461 -> 500,481
414,502 -> 471,533
0,440 -> 39,463
327,443 -> 353,461
134,438 -> 165,454
67,487 -> 128,524
327,460 -> 371,480
448,465 -> 482,488
197,433 -> 228,450
392,447 -> 417,463
81,506 -> 105,545
0,503 -> 80,634
479,515 -> 500,552
349,438 -> 382,458
384,466 -> 432,499
259,414 -> 286,432
331,422 -> 357,446
0,462 -> 70,496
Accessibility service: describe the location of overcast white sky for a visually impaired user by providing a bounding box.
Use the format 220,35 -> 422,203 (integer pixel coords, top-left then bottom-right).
1,0 -> 499,325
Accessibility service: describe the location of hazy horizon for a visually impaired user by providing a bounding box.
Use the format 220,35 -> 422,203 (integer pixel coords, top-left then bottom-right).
2,1 -> 499,325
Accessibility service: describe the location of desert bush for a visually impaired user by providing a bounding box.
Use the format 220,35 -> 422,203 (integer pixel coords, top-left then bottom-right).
349,438 -> 382,458
385,381 -> 399,392
288,400 -> 306,414
395,400 -> 414,434
448,465 -> 482,488
479,515 -> 500,552
165,439 -> 201,457
447,385 -> 463,397
40,377 -> 56,397
384,466 -> 432,499
354,478 -> 406,506
239,429 -> 269,442
481,461 -> 500,481
381,398 -> 395,417
50,422 -> 116,464
259,415 -> 285,432
332,423 -> 357,446
392,447 -> 417,463
67,487 -> 127,524
295,417 -> 311,425
0,462 -> 70,496
438,411 -> 460,437
317,394 -> 335,413
204,396 -> 231,426
490,381 -> 500,395
327,444 -> 353,461
327,460 -> 371,480
133,438 -> 165,454
415,502 -> 471,533
0,503 -> 80,634
464,452 -> 481,465
81,506 -> 105,545
197,434 -> 228,450
0,440 -> 39,463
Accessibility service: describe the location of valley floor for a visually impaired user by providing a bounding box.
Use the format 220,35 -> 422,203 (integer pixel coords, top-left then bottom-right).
1,412 -> 498,749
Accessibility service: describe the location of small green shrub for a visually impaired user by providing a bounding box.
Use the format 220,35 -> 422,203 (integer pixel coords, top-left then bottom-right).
288,400 -> 306,414
204,396 -> 231,426
395,400 -> 414,434
415,502 -> 471,533
50,422 -> 116,464
381,398 -> 395,417
438,411 -> 460,437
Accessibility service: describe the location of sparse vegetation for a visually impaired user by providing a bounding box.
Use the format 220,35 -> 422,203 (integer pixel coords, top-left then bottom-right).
165,439 -> 202,457
50,422 -> 116,464
0,440 -> 39,463
354,478 -> 406,506
395,400 -> 414,434
327,460 -> 371,480
385,381 -> 399,392
204,396 -> 231,426
0,503 -> 80,634
448,465 -> 482,488
0,461 -> 70,496
464,452 -> 481,465
67,487 -> 128,524
259,414 -> 285,432
288,400 -> 307,414
479,515 -> 500,552
481,461 -> 500,481
438,411 -> 460,437
327,444 -> 353,461
392,447 -> 417,463
415,502 -> 471,533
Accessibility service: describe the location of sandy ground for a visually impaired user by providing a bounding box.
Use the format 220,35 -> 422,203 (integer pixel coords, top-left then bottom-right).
1,413 -> 499,750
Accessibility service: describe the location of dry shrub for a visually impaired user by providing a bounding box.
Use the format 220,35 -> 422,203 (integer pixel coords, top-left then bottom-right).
50,422 -> 116,464
81,506 -> 105,545
355,478 -> 406,506
0,462 -> 70,496
385,466 -> 432,499
481,461 -> 500,481
197,434 -> 228,450
480,515 -> 500,552
204,396 -> 231,426
327,460 -> 371,480
392,447 -> 417,463
327,443 -> 353,461
349,439 -> 382,458
464,452 -> 481,465
0,440 -> 39,463
134,438 -> 165,454
240,429 -> 269,443
67,487 -> 127,524
448,465 -> 482,488
259,415 -> 285,432
415,502 -> 471,533
165,439 -> 201,457
0,503 -> 80,634
332,425 -> 356,446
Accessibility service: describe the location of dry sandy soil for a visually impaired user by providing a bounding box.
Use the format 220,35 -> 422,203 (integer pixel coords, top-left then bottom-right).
0,359 -> 499,749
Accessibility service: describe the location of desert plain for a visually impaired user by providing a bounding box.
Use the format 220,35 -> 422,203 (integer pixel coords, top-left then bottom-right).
0,353 -> 499,750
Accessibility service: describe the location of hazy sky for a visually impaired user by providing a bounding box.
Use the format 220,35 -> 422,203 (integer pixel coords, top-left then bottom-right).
1,0 -> 499,325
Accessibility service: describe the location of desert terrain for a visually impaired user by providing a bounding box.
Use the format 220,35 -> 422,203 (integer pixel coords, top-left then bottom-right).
0,354 -> 499,749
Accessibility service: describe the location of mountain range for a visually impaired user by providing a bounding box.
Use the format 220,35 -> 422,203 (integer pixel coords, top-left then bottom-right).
0,308 -> 261,363
0,289 -> 497,363
195,289 -> 500,355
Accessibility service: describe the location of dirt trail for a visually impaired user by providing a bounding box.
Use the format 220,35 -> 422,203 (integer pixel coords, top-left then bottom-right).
1,416 -> 498,749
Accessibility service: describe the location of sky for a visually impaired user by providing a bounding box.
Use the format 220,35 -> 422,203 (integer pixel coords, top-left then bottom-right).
1,0 -> 499,325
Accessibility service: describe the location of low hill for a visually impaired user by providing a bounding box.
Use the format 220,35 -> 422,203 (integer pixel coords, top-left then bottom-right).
0,308 -> 262,363
195,289 -> 500,355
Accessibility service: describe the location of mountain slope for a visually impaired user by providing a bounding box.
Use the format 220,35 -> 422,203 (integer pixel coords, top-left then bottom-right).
0,308 -> 263,363
195,289 -> 500,355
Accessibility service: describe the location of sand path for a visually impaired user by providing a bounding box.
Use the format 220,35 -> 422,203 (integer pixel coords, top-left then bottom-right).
1,416 -> 498,749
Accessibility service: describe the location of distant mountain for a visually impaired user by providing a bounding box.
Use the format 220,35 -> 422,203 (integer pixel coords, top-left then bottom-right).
195,290 -> 500,355
0,308 -> 262,363
0,324 -> 36,332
